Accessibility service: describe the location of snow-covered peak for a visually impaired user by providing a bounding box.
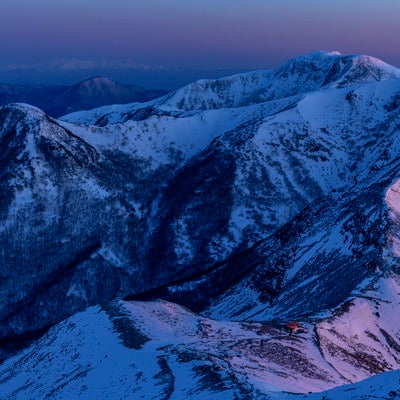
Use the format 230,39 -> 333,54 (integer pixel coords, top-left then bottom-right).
0,101 -> 96,182
1,102 -> 47,117
272,50 -> 399,92
279,50 -> 343,65
162,51 -> 399,111
62,51 -> 400,126
335,54 -> 400,87
277,50 -> 396,73
0,103 -> 48,142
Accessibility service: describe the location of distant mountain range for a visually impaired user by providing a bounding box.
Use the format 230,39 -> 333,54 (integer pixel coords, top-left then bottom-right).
2,51 -> 400,399
0,76 -> 167,117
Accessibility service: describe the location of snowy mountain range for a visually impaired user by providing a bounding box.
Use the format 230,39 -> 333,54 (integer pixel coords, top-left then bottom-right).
0,77 -> 166,117
1,50 -> 400,399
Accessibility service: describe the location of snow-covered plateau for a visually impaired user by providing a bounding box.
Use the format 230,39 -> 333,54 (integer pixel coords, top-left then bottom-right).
2,50 -> 400,398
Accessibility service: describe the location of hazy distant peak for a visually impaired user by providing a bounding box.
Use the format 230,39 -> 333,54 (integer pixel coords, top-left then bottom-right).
0,78 -> 167,117
73,76 -> 128,92
78,76 -> 116,85
74,76 -> 161,94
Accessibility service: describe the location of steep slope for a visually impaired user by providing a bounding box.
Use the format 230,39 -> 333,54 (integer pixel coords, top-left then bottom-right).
202,79 -> 400,321
128,76 -> 400,313
0,77 -> 166,117
61,54 -> 400,294
1,100 -> 267,358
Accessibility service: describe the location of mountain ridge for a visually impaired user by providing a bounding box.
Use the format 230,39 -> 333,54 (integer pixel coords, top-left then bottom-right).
62,50 -> 400,126
1,51 -> 400,398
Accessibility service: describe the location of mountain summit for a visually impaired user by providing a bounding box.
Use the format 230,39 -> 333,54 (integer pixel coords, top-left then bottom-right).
1,52 -> 400,399
158,50 -> 400,111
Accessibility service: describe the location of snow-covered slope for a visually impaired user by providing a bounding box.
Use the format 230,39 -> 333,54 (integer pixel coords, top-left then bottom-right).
2,293 -> 400,399
1,301 -> 312,399
2,51 -> 400,398
122,75 -> 400,319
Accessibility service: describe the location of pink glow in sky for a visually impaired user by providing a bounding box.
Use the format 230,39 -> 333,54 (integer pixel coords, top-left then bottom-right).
0,0 -> 399,86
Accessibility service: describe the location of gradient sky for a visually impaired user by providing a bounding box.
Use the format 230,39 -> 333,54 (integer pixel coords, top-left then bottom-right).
0,0 -> 399,86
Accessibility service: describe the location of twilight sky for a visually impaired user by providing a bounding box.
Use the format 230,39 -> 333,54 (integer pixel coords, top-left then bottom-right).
0,0 -> 399,88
